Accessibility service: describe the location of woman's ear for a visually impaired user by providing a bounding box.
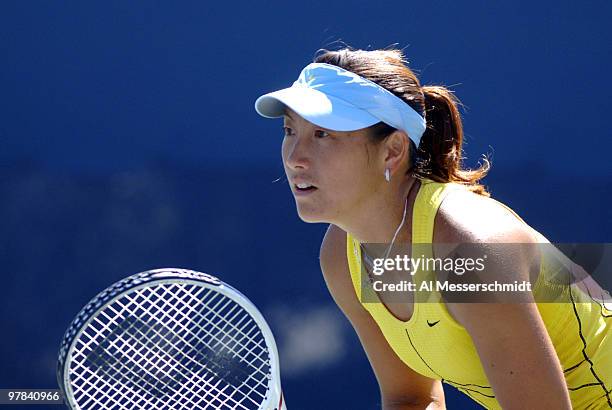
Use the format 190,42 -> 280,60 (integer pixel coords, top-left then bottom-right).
383,131 -> 410,175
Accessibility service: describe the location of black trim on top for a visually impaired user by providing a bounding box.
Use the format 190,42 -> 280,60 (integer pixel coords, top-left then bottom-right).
567,270 -> 612,407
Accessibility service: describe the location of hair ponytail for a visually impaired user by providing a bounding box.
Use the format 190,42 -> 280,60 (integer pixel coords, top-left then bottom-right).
314,47 -> 491,197
416,86 -> 490,196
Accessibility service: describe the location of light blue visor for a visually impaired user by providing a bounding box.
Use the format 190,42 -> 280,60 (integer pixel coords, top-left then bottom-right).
255,63 -> 426,146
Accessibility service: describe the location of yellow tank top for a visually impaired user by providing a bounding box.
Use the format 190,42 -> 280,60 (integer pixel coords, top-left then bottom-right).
346,178 -> 612,409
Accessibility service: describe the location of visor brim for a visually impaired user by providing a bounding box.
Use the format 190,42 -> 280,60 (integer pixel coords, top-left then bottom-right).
255,86 -> 380,132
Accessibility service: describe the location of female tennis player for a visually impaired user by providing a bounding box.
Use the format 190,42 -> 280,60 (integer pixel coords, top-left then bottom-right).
254,48 -> 611,409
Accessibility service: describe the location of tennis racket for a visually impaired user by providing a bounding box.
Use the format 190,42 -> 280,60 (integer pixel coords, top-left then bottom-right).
57,268 -> 287,410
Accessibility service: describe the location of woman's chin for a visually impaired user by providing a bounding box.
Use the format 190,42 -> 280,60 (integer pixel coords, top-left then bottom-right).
297,213 -> 324,223
295,206 -> 328,223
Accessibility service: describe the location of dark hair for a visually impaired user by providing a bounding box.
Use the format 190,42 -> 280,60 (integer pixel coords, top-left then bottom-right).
314,48 -> 491,197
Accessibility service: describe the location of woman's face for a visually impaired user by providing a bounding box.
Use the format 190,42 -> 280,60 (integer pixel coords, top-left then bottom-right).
281,108 -> 382,224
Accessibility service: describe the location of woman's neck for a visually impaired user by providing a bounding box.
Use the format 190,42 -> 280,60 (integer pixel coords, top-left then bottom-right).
338,176 -> 421,244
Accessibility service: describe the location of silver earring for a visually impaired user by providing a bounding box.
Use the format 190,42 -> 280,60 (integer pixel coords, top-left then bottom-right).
384,168 -> 390,182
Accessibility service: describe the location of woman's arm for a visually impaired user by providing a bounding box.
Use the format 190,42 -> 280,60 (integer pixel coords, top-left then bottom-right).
439,222 -> 572,409
320,224 -> 445,409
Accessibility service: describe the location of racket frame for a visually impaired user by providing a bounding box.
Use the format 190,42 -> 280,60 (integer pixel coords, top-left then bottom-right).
58,268 -> 285,410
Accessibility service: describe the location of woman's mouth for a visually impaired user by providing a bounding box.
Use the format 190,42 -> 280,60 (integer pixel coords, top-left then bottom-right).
294,183 -> 318,196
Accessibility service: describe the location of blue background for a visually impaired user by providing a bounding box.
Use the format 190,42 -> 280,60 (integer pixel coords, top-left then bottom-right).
1,1 -> 610,409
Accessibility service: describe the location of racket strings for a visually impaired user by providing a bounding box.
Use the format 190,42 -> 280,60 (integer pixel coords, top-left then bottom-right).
120,285 -> 266,408
129,287 -> 266,408
95,307 -> 212,407
155,285 -> 272,399
72,286 -> 262,410
68,283 -> 273,409
73,291 -> 222,409
176,287 -> 271,378
131,285 -> 270,405
73,316 -> 186,409
146,285 -> 270,386
91,307 -> 246,410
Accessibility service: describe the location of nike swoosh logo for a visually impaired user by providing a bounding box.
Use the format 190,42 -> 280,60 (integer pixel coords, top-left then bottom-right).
427,320 -> 440,327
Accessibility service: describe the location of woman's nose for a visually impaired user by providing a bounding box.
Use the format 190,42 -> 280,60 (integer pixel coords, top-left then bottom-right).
284,133 -> 312,170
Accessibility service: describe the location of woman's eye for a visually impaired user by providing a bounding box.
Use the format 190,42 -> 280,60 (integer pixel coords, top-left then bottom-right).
282,126 -> 294,137
282,127 -> 330,138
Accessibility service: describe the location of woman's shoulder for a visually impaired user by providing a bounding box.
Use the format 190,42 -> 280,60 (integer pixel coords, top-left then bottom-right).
433,187 -> 546,326
320,224 -> 346,256
320,224 -> 351,278
319,224 -> 369,316
434,184 -> 541,244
